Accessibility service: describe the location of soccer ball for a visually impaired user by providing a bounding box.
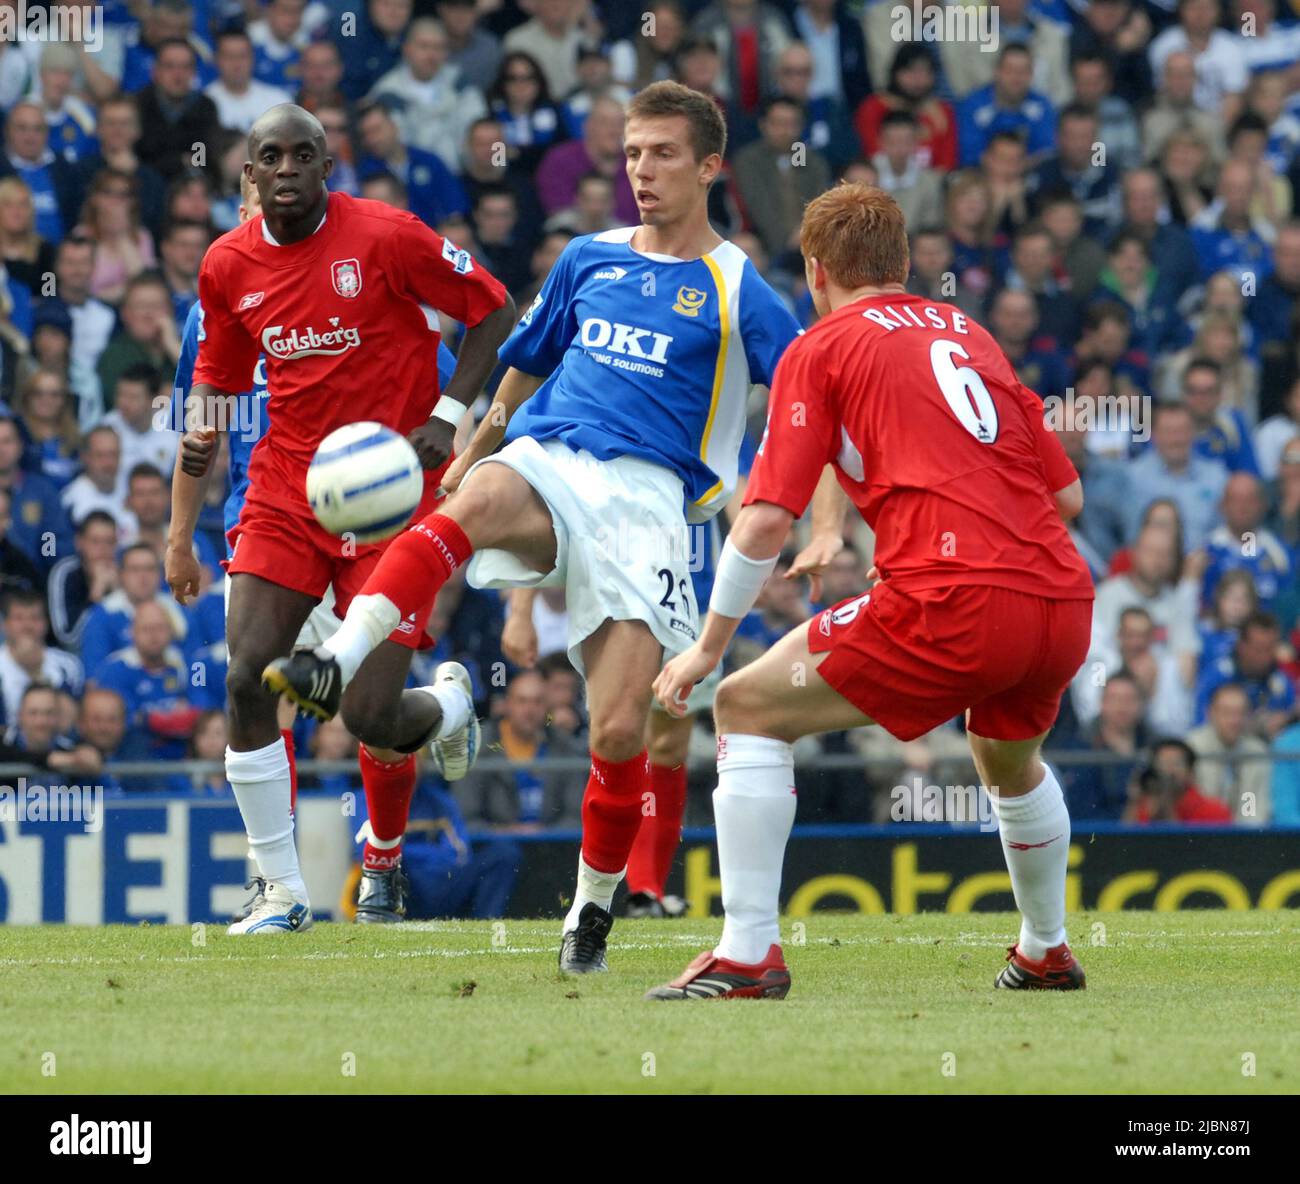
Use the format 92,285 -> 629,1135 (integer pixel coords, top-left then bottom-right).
307,421 -> 424,544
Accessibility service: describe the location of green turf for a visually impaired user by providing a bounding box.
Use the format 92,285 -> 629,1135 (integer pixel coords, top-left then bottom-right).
1,911 -> 1297,1094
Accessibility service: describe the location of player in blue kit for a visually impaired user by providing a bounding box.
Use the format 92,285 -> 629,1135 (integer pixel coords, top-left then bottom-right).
267,82 -> 834,970
170,169 -> 459,929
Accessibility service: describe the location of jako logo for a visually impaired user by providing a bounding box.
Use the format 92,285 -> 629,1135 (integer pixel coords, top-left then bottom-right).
261,321 -> 361,360
50,1115 -> 151,1164
579,318 -> 672,364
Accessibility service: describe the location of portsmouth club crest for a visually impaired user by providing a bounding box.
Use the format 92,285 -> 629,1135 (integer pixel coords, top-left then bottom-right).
672,285 -> 707,317
331,258 -> 362,299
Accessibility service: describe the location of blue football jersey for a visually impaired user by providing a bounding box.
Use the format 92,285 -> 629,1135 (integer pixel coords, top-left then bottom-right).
499,227 -> 800,523
171,302 -> 458,552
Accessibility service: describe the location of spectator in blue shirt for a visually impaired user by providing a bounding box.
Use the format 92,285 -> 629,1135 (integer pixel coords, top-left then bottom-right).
12,369 -> 80,493
989,288 -> 1072,399
1194,611 -> 1297,737
1000,224 -> 1081,351
80,542 -> 189,681
120,0 -> 219,94
355,99 -> 469,229
1090,231 -> 1182,362
336,0 -> 412,100
0,682 -> 102,781
0,415 -> 72,573
486,50 -> 568,174
1202,474 -> 1293,610
77,687 -> 127,795
1198,568 -> 1260,680
251,0 -> 318,91
158,219 -> 207,332
0,101 -> 83,246
93,599 -> 199,761
1059,671 -> 1152,821
1189,158 -> 1276,285
957,44 -> 1055,168
1181,356 -> 1259,475
1029,103 -> 1123,237
1127,402 -> 1228,550
1116,166 -> 1202,301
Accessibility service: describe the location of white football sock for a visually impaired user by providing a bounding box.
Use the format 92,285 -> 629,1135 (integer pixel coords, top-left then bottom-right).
562,854 -> 624,932
417,681 -> 471,739
988,765 -> 1070,960
713,733 -> 797,966
321,592 -> 400,683
226,739 -> 308,903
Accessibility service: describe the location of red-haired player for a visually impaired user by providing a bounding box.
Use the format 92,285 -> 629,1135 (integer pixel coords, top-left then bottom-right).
650,183 -> 1094,999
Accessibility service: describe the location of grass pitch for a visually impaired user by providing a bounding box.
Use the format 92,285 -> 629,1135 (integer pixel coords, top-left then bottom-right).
2,911 -> 1296,1094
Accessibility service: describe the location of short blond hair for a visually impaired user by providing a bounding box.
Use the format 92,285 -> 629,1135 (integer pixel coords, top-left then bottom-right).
799,182 -> 909,289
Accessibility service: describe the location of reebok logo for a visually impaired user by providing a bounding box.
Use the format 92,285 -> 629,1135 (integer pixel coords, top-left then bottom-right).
238,290 -> 265,310
1006,835 -> 1062,850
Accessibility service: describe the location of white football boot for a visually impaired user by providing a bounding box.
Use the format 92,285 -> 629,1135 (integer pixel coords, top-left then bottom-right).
428,661 -> 480,782
226,881 -> 313,935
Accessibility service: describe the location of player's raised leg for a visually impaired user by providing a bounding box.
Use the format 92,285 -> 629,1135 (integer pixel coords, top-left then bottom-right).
265,460 -> 556,747
646,622 -> 871,1000
224,572 -> 318,933
968,730 -> 1085,990
625,707 -> 694,917
556,619 -> 664,973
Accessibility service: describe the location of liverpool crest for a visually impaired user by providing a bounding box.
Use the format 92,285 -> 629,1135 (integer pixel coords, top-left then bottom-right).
331,258 -> 362,299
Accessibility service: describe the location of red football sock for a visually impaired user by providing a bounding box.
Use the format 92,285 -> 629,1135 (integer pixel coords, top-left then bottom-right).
626,761 -> 689,897
581,750 -> 650,875
281,729 -> 297,814
359,512 -> 473,621
359,746 -> 417,871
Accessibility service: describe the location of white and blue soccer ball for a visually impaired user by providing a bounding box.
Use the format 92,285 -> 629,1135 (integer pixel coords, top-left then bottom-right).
307,421 -> 424,544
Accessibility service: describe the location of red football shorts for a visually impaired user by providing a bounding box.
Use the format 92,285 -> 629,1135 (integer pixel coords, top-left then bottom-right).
808,583 -> 1093,742
226,455 -> 449,651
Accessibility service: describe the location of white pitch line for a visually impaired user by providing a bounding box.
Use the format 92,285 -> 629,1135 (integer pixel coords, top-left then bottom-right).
0,928 -> 1291,970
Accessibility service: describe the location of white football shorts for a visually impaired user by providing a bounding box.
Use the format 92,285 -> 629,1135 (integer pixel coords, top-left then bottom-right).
464,437 -> 700,677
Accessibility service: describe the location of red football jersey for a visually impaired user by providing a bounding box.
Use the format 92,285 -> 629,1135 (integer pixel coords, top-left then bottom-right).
745,293 -> 1093,600
193,190 -> 506,483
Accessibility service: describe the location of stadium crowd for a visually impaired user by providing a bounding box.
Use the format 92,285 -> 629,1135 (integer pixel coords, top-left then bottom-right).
2,0 -> 1300,842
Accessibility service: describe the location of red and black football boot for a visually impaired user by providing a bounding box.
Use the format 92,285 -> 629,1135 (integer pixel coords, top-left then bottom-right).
643,944 -> 791,1000
994,942 -> 1086,990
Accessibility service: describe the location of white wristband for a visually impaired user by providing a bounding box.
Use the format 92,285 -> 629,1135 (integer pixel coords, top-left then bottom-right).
431,395 -> 469,427
709,538 -> 779,619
